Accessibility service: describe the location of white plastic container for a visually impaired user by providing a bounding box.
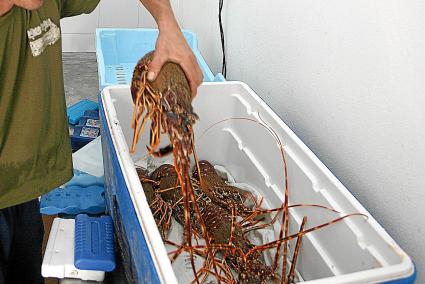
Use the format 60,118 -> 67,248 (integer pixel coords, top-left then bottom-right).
99,82 -> 414,283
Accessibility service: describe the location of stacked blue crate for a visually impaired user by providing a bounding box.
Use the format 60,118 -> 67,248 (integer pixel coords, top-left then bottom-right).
40,185 -> 105,215
43,100 -> 105,216
67,99 -> 99,125
66,169 -> 104,187
40,170 -> 106,215
69,107 -> 101,152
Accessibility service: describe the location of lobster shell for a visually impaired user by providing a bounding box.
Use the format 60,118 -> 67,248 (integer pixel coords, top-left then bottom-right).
131,51 -> 194,114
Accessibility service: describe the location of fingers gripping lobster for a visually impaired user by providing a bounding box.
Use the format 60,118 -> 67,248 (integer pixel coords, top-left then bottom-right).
130,51 -> 198,158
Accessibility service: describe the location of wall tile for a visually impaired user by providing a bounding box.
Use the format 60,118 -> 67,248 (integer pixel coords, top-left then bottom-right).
61,5 -> 100,34
98,0 -> 138,28
62,34 -> 96,52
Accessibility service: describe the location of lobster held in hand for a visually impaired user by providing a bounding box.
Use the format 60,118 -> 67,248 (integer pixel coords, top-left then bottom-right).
130,51 -> 198,157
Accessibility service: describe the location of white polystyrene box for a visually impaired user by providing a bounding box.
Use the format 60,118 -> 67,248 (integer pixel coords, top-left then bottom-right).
100,82 -> 414,283
42,218 -> 105,282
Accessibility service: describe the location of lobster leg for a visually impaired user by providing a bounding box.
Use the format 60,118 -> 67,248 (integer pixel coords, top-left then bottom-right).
147,144 -> 174,158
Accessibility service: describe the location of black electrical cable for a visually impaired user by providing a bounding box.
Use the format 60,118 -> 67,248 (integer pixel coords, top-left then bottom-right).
219,0 -> 227,78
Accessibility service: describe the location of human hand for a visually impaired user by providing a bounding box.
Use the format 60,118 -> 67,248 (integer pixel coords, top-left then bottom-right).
147,23 -> 203,97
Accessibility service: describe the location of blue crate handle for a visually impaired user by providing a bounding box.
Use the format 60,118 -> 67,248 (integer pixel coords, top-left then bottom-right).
75,214 -> 115,272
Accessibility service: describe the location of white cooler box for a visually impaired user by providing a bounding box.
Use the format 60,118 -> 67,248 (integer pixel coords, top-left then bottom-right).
99,82 -> 415,283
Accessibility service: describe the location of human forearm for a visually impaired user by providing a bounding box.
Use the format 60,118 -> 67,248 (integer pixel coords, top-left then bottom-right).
138,0 -> 203,96
139,0 -> 178,30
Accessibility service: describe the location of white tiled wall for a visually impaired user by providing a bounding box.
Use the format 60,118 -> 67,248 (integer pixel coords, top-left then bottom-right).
137,4 -> 156,28
61,0 -> 180,52
98,0 -> 139,28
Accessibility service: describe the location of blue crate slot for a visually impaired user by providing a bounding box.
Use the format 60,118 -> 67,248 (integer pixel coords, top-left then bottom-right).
96,28 -> 215,90
40,185 -> 106,215
67,100 -> 99,125
75,214 -> 115,272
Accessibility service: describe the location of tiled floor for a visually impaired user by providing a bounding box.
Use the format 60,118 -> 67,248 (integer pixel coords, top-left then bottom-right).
63,52 -> 99,106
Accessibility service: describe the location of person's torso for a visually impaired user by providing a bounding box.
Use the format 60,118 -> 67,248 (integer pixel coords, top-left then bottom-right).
0,1 -> 72,205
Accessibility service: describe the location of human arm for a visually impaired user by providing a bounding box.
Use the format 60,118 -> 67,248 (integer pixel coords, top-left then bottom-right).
139,0 -> 203,97
59,0 -> 100,18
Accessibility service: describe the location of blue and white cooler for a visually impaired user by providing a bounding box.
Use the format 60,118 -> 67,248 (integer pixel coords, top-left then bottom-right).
98,82 -> 415,283
95,27 -> 415,284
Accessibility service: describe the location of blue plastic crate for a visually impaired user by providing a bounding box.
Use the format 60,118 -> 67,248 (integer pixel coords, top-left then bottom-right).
96,28 -> 215,90
71,109 -> 101,152
82,109 -> 100,119
214,73 -> 226,82
67,99 -> 99,125
40,185 -> 106,215
75,214 -> 115,272
65,169 -> 104,188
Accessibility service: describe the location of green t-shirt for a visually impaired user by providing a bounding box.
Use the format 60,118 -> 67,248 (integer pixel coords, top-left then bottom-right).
0,0 -> 100,209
